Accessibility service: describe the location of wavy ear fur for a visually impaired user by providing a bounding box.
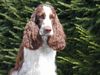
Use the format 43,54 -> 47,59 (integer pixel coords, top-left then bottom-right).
21,5 -> 43,50
47,15 -> 66,51
22,20 -> 42,50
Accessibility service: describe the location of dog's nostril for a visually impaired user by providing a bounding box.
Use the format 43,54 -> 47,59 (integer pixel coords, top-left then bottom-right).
44,26 -> 51,32
45,29 -> 51,32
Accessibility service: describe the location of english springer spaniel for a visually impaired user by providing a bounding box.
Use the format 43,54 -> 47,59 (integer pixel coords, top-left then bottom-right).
9,4 -> 66,75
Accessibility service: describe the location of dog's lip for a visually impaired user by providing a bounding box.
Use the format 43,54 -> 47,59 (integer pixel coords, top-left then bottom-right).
40,33 -> 52,37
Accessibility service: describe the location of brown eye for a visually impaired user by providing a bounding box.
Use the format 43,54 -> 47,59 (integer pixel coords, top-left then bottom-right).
39,13 -> 45,19
50,14 -> 55,19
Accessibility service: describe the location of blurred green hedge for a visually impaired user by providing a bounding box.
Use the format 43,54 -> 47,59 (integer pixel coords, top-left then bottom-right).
0,0 -> 100,75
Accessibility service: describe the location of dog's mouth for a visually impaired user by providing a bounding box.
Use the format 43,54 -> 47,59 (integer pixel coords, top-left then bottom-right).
40,33 -> 50,37
39,30 -> 53,36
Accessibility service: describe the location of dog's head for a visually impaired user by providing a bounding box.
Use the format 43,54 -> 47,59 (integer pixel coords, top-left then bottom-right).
31,4 -> 56,36
22,4 -> 66,51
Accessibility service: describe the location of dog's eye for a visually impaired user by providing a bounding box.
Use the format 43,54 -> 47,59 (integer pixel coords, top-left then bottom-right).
50,14 -> 55,19
39,13 -> 45,19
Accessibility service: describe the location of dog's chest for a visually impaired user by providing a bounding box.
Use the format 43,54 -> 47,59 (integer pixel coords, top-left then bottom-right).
19,46 -> 57,75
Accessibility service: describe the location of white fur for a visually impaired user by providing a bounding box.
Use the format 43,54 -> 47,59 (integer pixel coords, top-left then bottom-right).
11,36 -> 57,75
39,6 -> 53,36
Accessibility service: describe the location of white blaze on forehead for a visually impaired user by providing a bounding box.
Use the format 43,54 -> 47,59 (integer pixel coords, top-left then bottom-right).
39,5 -> 54,36
43,5 -> 52,18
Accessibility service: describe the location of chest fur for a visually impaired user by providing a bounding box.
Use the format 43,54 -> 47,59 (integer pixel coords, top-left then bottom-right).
18,46 -> 57,75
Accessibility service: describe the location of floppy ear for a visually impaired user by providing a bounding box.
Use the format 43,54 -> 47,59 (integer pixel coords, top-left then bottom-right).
47,14 -> 66,51
22,13 -> 42,50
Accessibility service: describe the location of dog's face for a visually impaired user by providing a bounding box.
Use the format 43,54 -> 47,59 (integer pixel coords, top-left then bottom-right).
23,4 -> 66,50
35,5 -> 56,36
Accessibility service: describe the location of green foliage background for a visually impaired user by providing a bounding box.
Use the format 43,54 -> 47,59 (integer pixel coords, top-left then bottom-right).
0,0 -> 100,75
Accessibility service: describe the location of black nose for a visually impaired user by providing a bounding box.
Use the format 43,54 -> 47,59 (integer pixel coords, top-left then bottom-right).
44,26 -> 51,32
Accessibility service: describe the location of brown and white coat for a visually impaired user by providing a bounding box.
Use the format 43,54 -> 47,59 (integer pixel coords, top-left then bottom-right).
9,4 -> 66,75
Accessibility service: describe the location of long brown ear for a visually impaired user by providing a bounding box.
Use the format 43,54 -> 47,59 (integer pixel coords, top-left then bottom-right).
47,15 -> 66,51
22,6 -> 43,50
22,20 -> 42,50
